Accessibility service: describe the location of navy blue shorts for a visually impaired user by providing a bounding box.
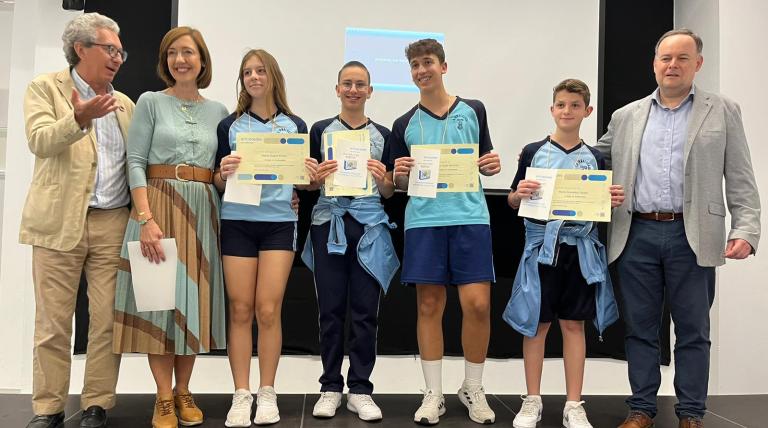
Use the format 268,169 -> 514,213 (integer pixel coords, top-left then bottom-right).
538,243 -> 596,322
221,220 -> 297,256
402,225 -> 495,286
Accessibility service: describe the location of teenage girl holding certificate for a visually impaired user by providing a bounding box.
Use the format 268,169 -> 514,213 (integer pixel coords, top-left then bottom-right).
213,49 -> 317,427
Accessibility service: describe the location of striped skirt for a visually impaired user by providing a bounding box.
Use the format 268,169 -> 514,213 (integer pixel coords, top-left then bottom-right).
113,178 -> 226,355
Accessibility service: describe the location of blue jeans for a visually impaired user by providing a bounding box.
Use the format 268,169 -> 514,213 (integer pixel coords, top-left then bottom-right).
616,218 -> 715,419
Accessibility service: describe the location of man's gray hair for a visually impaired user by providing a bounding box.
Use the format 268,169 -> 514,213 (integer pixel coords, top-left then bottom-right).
62,12 -> 120,66
655,28 -> 703,55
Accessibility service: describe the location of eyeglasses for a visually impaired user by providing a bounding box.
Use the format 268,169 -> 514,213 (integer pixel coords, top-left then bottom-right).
339,82 -> 369,91
90,43 -> 128,62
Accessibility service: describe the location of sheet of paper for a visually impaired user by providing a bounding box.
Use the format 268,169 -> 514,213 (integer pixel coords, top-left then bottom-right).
518,167 -> 557,220
407,146 -> 441,198
550,169 -> 613,222
223,179 -> 262,205
323,130 -> 375,197
223,150 -> 262,205
518,168 -> 613,222
332,139 -> 370,188
411,144 -> 480,193
235,132 -> 310,185
126,238 -> 178,312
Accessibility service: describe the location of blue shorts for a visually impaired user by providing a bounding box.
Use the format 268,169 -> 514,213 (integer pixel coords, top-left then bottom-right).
402,225 -> 495,286
221,220 -> 297,256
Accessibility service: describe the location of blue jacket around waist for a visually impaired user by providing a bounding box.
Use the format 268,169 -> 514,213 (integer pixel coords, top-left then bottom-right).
502,219 -> 619,338
301,195 -> 400,293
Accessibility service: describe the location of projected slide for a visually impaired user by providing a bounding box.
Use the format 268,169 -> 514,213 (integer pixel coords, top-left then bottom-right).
344,28 -> 445,92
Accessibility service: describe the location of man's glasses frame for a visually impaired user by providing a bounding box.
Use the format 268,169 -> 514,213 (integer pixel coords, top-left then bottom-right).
90,43 -> 128,62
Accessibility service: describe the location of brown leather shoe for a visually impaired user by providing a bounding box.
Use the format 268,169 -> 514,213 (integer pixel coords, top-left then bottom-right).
152,395 -> 178,428
618,410 -> 654,428
174,389 -> 204,426
679,416 -> 704,428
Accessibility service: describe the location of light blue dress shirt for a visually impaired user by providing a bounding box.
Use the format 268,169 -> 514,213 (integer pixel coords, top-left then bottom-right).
72,68 -> 130,209
633,87 -> 695,213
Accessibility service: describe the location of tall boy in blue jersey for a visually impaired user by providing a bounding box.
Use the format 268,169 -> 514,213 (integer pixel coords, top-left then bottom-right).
388,39 -> 501,426
505,79 -> 624,428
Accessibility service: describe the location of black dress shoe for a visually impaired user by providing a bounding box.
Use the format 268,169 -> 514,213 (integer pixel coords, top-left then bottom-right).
80,406 -> 108,428
26,412 -> 64,428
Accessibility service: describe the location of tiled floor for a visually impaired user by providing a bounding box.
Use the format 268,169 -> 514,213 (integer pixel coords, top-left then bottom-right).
1,393 -> 763,427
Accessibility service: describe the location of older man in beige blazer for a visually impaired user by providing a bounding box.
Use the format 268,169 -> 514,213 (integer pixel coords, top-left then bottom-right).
595,29 -> 760,428
21,13 -> 134,428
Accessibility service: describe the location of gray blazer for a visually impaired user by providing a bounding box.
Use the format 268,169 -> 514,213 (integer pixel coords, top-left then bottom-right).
594,86 -> 761,267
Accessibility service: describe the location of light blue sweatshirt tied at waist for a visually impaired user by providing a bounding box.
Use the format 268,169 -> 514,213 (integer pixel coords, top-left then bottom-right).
301,195 -> 400,293
502,219 -> 619,338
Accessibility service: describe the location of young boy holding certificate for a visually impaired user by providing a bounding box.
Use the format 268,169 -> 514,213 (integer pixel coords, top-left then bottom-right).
505,79 -> 625,428
302,61 -> 398,422
388,38 -> 501,426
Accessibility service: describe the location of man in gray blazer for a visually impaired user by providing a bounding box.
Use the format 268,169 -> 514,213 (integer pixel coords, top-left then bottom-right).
595,29 -> 760,428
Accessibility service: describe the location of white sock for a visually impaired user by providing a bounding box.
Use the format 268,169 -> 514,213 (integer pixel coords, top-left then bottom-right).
421,359 -> 442,395
565,400 -> 582,410
464,360 -> 484,387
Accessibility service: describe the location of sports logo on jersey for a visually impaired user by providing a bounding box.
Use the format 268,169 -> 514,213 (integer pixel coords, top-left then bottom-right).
451,115 -> 466,131
574,158 -> 595,170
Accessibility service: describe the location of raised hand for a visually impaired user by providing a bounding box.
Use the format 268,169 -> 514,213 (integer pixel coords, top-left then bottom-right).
71,89 -> 118,128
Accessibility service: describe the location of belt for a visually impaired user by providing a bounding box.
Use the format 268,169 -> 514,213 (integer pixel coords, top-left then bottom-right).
633,212 -> 683,221
147,164 -> 213,183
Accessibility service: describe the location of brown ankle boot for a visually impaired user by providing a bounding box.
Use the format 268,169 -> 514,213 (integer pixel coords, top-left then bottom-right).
174,389 -> 204,426
618,410 -> 654,428
679,416 -> 704,428
152,395 -> 178,428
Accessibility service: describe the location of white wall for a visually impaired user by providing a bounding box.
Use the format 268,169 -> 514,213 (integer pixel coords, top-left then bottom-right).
0,0 -> 78,393
180,0 -> 600,190
1,0 -> 764,396
714,0 -> 768,394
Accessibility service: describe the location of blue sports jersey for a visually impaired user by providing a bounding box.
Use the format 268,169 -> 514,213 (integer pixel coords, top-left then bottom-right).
511,137 -> 606,226
216,110 -> 308,222
511,137 -> 606,190
309,115 -> 391,199
387,97 -> 493,230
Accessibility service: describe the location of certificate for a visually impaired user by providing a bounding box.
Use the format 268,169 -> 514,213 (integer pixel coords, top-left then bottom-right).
235,132 -> 310,185
127,238 -> 178,312
518,167 -> 613,222
411,144 -> 479,193
407,146 -> 441,198
324,130 -> 375,197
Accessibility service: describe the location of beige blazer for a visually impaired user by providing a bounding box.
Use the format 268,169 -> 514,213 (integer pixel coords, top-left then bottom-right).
595,86 -> 761,267
20,68 -> 135,251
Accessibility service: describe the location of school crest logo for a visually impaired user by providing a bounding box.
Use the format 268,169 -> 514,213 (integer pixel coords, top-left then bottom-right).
451,115 -> 466,131
574,158 -> 595,170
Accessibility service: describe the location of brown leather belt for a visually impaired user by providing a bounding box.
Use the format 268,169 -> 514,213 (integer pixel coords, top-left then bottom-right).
147,164 -> 213,183
633,212 -> 683,221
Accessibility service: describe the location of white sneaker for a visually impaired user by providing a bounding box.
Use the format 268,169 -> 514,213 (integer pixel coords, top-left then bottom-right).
225,389 -> 254,427
563,401 -> 593,428
253,386 -> 279,425
347,393 -> 383,421
458,383 -> 496,424
312,391 -> 342,418
513,395 -> 543,428
414,389 -> 446,425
